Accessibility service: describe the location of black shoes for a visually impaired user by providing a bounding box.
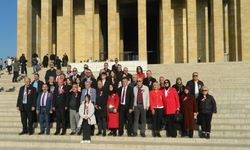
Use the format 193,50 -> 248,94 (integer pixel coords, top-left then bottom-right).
70,132 -> 76,135
140,133 -> 146,137
54,132 -> 60,135
38,132 -> 45,135
205,133 -> 210,139
19,131 -> 28,135
96,132 -> 102,136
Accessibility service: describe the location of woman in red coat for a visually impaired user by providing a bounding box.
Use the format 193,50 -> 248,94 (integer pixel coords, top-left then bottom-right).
162,79 -> 180,138
149,81 -> 164,137
180,86 -> 197,138
107,84 -> 119,136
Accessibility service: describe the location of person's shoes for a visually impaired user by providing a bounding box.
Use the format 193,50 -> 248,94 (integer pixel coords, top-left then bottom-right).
157,133 -> 161,137
86,140 -> 91,144
70,132 -> 76,135
19,131 -> 28,135
140,133 -> 146,137
0,87 -> 4,92
96,132 -> 102,136
61,132 -> 66,135
38,132 -> 45,135
102,132 -> 106,137
133,133 -> 138,137
152,132 -> 156,137
201,132 -> 206,138
46,132 -> 50,135
108,132 -> 113,136
29,131 -> 34,135
118,133 -> 123,137
205,133 -> 210,139
54,132 -> 60,135
113,132 -> 117,137
80,140 -> 85,144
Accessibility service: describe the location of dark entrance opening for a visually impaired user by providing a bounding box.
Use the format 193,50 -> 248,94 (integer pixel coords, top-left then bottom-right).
120,1 -> 138,61
147,0 -> 160,64
99,1 -> 108,61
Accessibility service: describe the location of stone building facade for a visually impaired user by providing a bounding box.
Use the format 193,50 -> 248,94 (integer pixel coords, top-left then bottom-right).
17,0 -> 250,64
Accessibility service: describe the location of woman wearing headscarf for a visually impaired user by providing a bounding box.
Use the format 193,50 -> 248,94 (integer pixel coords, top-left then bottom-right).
107,84 -> 119,136
180,86 -> 197,138
172,77 -> 185,97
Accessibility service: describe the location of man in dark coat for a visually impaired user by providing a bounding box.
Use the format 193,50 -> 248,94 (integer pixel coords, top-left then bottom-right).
42,54 -> 49,68
70,67 -> 81,83
16,78 -> 37,135
117,77 -> 134,136
186,72 -> 204,100
45,63 -> 57,83
19,54 -> 27,75
31,73 -> 44,93
143,70 -> 156,91
62,53 -> 69,67
53,79 -> 69,135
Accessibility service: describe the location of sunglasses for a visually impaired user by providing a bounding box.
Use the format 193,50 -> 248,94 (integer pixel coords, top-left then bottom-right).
137,80 -> 142,82
202,90 -> 208,91
164,82 -> 169,84
193,75 -> 198,77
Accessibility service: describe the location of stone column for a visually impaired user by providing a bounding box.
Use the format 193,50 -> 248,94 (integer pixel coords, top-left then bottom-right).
62,0 -> 74,62
108,0 -> 119,60
17,0 -> 32,63
211,0 -> 224,62
94,2 -> 100,61
160,0 -> 173,64
240,0 -> 250,61
41,0 -> 52,59
85,0 -> 95,61
138,0 -> 147,61
186,0 -> 198,63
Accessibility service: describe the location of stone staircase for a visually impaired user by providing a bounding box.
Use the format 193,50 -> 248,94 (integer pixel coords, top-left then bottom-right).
0,62 -> 250,150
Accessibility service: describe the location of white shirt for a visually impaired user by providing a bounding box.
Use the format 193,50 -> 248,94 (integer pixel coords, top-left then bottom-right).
195,81 -> 199,98
121,86 -> 127,105
40,92 -> 48,106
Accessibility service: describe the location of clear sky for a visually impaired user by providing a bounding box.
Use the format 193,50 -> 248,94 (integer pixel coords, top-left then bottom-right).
0,0 -> 17,59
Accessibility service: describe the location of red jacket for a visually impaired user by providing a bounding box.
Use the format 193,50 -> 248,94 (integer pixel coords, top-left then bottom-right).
107,93 -> 119,129
149,90 -> 164,112
162,87 -> 180,115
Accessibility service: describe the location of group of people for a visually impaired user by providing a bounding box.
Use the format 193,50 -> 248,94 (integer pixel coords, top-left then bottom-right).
16,58 -> 217,144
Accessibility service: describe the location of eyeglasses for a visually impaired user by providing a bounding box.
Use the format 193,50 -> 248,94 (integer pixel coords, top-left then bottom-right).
202,90 -> 208,91
137,80 -> 142,82
193,75 -> 198,77
164,82 -> 169,84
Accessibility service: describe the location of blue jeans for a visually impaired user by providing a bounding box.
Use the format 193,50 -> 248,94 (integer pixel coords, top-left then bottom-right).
39,107 -> 50,133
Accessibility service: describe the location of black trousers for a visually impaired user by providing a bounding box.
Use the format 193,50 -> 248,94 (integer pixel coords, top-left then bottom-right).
200,113 -> 213,133
7,65 -> 12,74
97,116 -> 107,134
152,108 -> 163,132
21,65 -> 27,75
55,108 -> 66,133
119,105 -> 133,135
166,114 -> 177,137
20,108 -> 33,133
12,71 -> 18,82
82,119 -> 91,140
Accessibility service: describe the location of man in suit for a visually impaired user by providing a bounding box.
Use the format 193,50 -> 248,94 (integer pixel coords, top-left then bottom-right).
133,78 -> 150,137
112,58 -> 119,73
36,84 -> 53,135
31,73 -> 44,93
45,63 -> 56,83
143,70 -> 156,91
70,67 -> 80,83
80,81 -> 96,104
53,79 -> 69,135
103,62 -> 111,77
118,77 -> 134,136
80,69 -> 97,89
16,77 -> 37,135
123,67 -> 133,82
186,72 -> 204,99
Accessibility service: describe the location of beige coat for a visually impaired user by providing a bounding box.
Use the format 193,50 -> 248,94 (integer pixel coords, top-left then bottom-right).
78,102 -> 96,127
133,85 -> 150,109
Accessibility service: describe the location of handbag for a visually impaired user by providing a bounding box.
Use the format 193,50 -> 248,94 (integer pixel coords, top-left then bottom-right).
174,110 -> 183,123
108,105 -> 115,113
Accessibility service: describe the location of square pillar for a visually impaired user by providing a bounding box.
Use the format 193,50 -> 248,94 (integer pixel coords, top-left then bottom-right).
85,0 -> 95,61
41,0 -> 52,59
108,0 -> 119,60
211,0 -> 224,62
160,0 -> 173,64
94,1 -> 100,61
186,0 -> 198,63
62,0 -> 74,62
17,0 -> 32,63
138,0 -> 147,61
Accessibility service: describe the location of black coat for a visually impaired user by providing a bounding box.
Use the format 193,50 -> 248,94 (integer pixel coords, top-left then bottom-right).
172,84 -> 185,97
45,68 -> 56,83
53,86 -> 69,109
81,77 -> 97,89
197,94 -> 217,114
31,80 -> 44,93
95,88 -> 108,117
70,74 -> 81,83
68,91 -> 81,112
118,86 -> 134,110
42,55 -> 49,67
186,80 -> 204,98
16,85 -> 37,111
143,77 -> 156,91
